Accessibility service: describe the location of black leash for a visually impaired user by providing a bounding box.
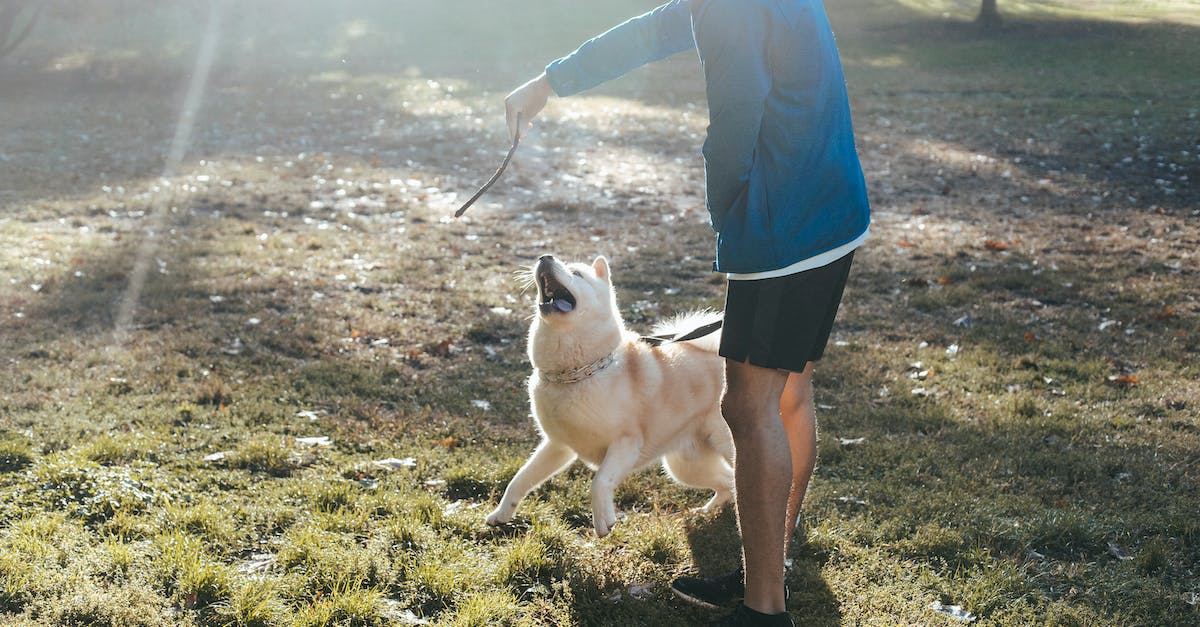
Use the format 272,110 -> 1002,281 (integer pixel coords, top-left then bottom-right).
639,319 -> 723,347
455,114 -> 522,218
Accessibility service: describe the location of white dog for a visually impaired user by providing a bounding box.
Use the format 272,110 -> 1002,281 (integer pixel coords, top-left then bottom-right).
485,254 -> 733,537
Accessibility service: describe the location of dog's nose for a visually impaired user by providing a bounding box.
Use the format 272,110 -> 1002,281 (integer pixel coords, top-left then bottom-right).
538,254 -> 554,262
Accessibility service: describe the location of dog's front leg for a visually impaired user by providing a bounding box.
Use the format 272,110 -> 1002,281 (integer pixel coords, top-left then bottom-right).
591,436 -> 644,538
486,439 -> 576,526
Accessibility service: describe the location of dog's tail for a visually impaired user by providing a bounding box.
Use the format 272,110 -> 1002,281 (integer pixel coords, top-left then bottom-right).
650,310 -> 723,353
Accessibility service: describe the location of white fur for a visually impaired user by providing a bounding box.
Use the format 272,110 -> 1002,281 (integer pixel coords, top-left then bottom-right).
486,255 -> 733,537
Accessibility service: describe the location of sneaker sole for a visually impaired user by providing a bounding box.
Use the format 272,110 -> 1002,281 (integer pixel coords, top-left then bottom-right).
669,586 -> 734,611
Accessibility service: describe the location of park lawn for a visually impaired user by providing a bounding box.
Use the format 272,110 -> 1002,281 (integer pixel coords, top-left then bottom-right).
0,0 -> 1197,625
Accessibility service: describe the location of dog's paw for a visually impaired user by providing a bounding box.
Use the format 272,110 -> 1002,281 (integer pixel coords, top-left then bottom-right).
485,507 -> 513,526
696,490 -> 732,513
592,506 -> 618,538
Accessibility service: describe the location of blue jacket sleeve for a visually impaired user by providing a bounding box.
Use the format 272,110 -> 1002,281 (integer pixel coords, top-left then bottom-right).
693,0 -> 772,228
545,0 -> 696,97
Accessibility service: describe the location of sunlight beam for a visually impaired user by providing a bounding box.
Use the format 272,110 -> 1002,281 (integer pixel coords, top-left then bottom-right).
113,0 -> 225,344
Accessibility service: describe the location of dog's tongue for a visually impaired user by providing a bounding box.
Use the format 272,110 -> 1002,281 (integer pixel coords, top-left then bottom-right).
553,298 -> 574,313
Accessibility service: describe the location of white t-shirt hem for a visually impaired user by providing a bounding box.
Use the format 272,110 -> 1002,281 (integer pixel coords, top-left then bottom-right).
726,228 -> 869,281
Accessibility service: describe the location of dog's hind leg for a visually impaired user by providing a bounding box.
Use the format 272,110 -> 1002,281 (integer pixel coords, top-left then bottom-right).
663,446 -> 734,513
592,435 -> 645,537
486,440 -> 576,526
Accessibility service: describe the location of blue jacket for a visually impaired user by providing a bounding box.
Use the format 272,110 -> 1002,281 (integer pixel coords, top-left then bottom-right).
545,0 -> 870,275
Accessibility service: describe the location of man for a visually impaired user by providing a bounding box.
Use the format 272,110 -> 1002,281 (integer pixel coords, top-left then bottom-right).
503,1 -> 870,624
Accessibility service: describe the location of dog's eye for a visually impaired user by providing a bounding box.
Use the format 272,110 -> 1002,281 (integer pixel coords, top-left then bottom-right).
572,270 -> 583,277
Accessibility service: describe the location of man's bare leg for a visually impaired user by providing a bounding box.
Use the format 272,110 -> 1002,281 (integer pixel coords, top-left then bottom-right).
780,363 -> 818,545
722,359 -> 791,615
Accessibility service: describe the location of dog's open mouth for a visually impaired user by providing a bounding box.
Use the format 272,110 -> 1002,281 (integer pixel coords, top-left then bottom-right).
537,271 -> 576,315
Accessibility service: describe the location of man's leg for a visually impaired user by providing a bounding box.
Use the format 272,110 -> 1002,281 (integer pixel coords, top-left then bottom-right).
780,363 -> 817,544
722,358 -> 791,615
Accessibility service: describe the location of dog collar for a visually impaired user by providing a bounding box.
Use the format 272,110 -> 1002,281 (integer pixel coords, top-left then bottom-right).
539,352 -> 617,385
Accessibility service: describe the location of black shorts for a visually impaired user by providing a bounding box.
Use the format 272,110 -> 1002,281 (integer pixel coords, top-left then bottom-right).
718,252 -> 854,373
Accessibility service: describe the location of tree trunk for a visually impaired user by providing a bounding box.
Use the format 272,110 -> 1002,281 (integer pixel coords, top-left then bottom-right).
976,0 -> 1002,31
0,2 -> 42,60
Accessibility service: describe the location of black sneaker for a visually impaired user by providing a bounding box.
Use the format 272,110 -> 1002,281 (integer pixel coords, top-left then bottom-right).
672,567 -> 790,610
671,566 -> 745,609
710,602 -> 795,626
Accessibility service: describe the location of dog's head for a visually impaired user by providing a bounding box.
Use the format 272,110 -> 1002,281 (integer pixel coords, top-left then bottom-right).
532,254 -> 616,324
528,254 -> 623,372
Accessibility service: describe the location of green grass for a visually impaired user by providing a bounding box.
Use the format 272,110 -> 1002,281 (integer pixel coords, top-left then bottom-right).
1,0 -> 1198,625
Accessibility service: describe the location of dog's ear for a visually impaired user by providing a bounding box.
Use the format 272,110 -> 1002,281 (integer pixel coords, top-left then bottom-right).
592,256 -> 610,282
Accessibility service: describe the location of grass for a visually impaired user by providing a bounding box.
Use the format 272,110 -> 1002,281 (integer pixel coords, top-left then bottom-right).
1,0 -> 1198,625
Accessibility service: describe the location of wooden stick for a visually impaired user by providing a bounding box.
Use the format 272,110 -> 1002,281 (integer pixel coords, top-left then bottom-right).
454,115 -> 522,218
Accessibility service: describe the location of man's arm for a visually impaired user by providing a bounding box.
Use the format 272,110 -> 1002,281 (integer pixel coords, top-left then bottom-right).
693,0 -> 772,229
544,0 -> 696,98
505,1 -> 695,140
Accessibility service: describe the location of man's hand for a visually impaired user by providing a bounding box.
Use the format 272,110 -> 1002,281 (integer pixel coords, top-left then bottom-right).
505,72 -> 553,141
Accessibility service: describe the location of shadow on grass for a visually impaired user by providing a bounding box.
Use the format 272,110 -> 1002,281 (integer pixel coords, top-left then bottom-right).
809,355 -> 1199,623
680,506 -> 844,624
841,11 -> 1200,215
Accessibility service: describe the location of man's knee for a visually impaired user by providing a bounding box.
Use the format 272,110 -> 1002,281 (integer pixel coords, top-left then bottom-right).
720,392 -> 759,437
720,381 -> 777,437
720,365 -> 787,438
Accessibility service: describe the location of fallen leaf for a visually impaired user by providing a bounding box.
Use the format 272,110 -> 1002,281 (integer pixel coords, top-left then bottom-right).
427,339 -> 455,357
627,583 -> 654,600
937,276 -> 954,286
1107,542 -> 1134,561
1153,305 -> 1176,321
238,553 -> 276,573
1106,374 -> 1139,388
437,437 -> 459,450
373,457 -> 417,470
394,608 -> 433,625
983,239 -> 1009,251
909,369 -> 933,380
930,601 -> 977,623
1023,331 -> 1037,343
